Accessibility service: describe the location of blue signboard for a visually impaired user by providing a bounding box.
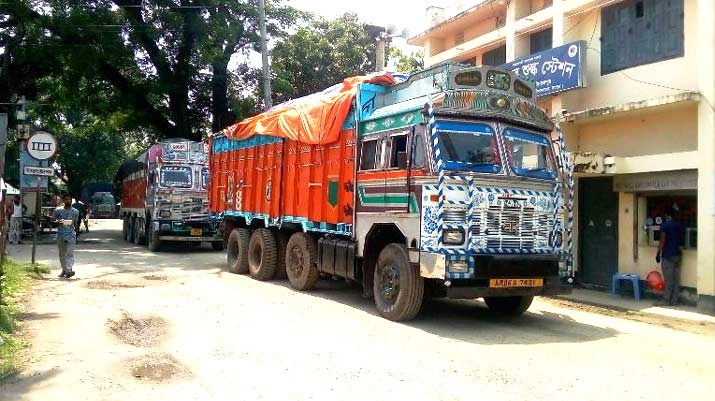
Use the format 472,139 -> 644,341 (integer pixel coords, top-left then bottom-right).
503,40 -> 586,97
20,150 -> 49,190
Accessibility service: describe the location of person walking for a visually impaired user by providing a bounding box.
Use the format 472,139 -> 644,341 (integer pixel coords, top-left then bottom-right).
655,205 -> 684,306
51,193 -> 80,279
9,195 -> 26,245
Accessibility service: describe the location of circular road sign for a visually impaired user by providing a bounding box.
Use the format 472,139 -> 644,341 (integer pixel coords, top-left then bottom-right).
27,131 -> 59,160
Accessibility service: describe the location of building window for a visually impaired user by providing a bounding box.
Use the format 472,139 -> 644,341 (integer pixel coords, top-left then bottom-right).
455,32 -> 464,46
601,0 -> 684,75
530,27 -> 552,54
644,194 -> 696,249
482,45 -> 506,66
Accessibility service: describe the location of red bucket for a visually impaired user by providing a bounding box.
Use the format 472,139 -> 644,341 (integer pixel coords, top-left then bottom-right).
646,270 -> 665,293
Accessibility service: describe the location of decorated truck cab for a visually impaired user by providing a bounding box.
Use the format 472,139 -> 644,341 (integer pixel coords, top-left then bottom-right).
210,63 -> 573,321
117,140 -> 223,251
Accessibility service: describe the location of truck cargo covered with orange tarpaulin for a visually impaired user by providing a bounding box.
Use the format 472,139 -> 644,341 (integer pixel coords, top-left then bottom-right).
220,73 -> 396,145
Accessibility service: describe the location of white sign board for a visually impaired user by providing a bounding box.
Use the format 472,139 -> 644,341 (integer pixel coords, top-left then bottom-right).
167,142 -> 188,152
23,166 -> 55,176
27,131 -> 58,160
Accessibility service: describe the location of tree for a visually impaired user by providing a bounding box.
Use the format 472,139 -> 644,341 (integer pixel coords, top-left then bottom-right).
269,13 -> 377,103
388,46 -> 424,74
0,0 -> 299,141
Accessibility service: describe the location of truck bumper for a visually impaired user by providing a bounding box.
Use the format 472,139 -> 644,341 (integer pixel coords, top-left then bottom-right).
158,235 -> 220,242
419,252 -> 573,298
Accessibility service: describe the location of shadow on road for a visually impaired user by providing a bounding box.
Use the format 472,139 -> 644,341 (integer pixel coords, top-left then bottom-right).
256,278 -> 620,345
0,368 -> 61,400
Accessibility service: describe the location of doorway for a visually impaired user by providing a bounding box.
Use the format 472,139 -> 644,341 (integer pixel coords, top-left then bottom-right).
578,176 -> 618,287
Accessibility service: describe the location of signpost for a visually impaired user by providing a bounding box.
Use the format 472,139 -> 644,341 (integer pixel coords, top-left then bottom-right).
24,131 -> 58,264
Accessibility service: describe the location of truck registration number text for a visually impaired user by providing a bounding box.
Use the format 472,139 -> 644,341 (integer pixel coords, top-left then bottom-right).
489,278 -> 543,288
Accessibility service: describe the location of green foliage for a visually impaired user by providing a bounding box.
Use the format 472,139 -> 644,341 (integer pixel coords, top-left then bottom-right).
389,46 -> 424,74
0,259 -> 40,380
270,13 -> 377,103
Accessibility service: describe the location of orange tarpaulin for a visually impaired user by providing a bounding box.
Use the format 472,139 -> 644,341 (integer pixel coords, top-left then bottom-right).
221,72 -> 396,145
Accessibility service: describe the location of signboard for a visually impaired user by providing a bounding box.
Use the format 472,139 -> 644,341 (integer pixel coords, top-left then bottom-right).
23,166 -> 55,176
20,150 -> 49,190
613,170 -> 697,192
503,40 -> 586,97
27,131 -> 59,160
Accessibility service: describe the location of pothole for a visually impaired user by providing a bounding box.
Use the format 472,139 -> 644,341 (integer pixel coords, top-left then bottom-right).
129,352 -> 189,383
108,312 -> 166,347
86,280 -> 143,290
142,274 -> 169,281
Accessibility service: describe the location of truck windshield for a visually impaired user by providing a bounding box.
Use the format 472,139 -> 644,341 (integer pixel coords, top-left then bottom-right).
435,121 -> 501,173
159,166 -> 193,188
504,128 -> 557,180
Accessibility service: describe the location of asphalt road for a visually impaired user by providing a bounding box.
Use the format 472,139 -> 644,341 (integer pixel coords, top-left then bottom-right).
1,219 -> 713,401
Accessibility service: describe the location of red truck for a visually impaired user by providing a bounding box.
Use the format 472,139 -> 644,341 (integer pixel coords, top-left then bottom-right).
116,139 -> 222,251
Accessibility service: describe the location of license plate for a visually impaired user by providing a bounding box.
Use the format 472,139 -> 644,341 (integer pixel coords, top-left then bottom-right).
489,278 -> 543,288
190,228 -> 202,236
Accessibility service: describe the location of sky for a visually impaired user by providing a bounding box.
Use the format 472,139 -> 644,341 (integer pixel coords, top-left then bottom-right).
284,0 -> 450,50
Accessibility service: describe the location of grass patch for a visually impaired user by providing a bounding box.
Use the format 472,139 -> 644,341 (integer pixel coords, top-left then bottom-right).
1,258 -> 46,380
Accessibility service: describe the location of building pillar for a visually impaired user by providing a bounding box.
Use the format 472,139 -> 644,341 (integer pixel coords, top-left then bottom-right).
696,0 -> 715,314
505,0 -> 530,62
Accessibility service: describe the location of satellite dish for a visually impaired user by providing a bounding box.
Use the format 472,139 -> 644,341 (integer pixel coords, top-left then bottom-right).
400,28 -> 410,39
385,24 -> 396,35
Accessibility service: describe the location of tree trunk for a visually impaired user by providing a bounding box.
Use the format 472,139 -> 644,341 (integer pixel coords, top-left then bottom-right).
211,61 -> 235,133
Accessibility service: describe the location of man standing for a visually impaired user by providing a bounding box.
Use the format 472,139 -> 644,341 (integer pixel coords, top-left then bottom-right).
52,194 -> 80,278
656,205 -> 684,306
9,195 -> 26,244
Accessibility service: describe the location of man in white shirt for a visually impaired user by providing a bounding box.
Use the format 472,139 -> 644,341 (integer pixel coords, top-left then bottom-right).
9,195 -> 26,244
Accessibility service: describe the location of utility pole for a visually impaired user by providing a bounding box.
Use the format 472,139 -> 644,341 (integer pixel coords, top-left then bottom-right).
0,113 -> 7,299
258,0 -> 272,109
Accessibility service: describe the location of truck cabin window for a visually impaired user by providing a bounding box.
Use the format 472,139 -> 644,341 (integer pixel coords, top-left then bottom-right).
437,122 -> 501,173
504,129 -> 556,180
201,168 -> 209,189
389,134 -> 408,169
159,166 -> 193,188
360,139 -> 379,170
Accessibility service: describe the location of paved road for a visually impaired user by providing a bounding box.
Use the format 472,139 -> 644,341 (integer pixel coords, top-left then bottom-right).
1,220 -> 714,401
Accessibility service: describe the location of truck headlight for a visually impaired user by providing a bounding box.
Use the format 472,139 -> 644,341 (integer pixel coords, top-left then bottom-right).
160,223 -> 171,231
443,228 -> 465,245
159,209 -> 172,218
449,261 -> 468,272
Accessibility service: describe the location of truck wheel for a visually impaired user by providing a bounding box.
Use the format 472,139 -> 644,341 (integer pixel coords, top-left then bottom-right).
484,295 -> 534,317
226,228 -> 250,274
273,230 -> 288,279
285,232 -> 319,290
127,218 -> 136,243
373,244 -> 424,321
122,217 -> 128,241
148,225 -> 162,252
133,219 -> 145,245
248,229 -> 278,281
211,241 -> 224,251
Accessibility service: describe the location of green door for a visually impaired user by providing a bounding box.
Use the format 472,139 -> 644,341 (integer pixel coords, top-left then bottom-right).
578,177 -> 618,287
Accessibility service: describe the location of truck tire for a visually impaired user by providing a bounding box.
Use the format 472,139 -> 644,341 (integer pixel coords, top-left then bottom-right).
273,230 -> 288,279
373,244 -> 424,321
211,241 -> 224,251
285,232 -> 319,290
133,219 -> 145,245
127,218 -> 136,243
248,229 -> 278,281
484,295 -> 533,317
148,225 -> 162,252
226,228 -> 250,274
122,217 -> 128,241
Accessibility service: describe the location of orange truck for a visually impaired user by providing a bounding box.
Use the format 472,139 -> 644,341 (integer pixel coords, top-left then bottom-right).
117,140 -> 223,251
209,63 -> 573,321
